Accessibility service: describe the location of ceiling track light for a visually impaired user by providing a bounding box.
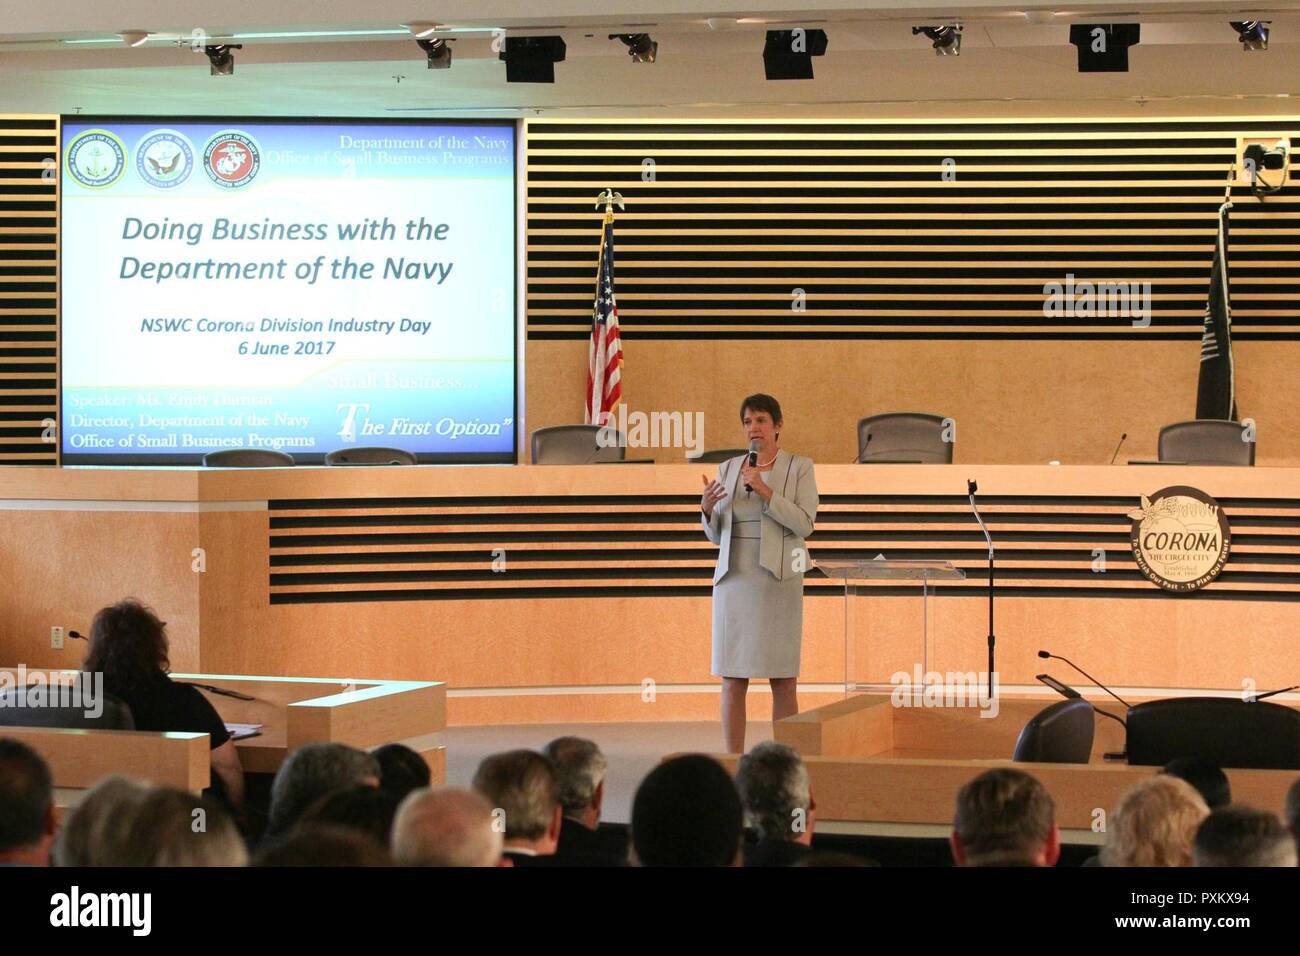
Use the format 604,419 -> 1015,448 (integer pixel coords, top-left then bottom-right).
1231,20 -> 1269,51
912,25 -> 962,56
118,30 -> 150,48
762,28 -> 828,80
416,36 -> 452,69
611,33 -> 657,63
204,43 -> 242,76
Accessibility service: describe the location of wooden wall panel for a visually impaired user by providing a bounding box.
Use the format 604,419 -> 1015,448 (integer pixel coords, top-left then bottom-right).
524,117 -> 1300,465
0,115 -> 57,466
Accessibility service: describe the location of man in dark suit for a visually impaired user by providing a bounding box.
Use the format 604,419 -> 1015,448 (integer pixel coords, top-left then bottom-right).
472,749 -> 563,867
736,741 -> 814,867
544,736 -> 628,866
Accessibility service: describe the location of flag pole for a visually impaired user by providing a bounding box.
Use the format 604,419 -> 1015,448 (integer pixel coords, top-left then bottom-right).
588,189 -> 625,426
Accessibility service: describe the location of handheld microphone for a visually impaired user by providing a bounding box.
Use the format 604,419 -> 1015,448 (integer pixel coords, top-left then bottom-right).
853,432 -> 873,463
745,439 -> 759,494
1037,649 -> 1132,709
1109,432 -> 1128,465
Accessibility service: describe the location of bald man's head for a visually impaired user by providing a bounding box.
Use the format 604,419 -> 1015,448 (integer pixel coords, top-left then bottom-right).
391,787 -> 504,867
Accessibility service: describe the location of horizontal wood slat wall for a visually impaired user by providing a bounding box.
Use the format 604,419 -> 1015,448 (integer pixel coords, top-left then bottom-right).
267,491 -> 1300,605
0,115 -> 57,465
524,118 -> 1300,340
523,117 -> 1300,466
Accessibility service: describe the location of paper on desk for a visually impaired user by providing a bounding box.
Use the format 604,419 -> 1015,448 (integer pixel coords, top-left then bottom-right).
224,722 -> 264,740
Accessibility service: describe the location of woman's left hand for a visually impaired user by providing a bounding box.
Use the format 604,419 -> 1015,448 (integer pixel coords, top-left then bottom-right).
740,462 -> 773,500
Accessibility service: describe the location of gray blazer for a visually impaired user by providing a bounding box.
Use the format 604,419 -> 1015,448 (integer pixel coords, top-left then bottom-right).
701,448 -> 818,583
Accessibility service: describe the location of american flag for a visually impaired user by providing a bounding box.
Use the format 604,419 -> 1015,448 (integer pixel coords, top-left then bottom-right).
585,216 -> 623,426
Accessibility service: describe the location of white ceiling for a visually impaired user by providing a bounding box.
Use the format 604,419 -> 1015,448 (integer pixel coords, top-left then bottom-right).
2,2 -> 1298,117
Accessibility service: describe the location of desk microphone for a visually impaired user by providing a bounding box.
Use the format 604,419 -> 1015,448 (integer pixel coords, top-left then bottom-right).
174,681 -> 257,701
1109,432 -> 1128,465
745,439 -> 759,495
1037,649 -> 1132,709
68,630 -> 89,642
1036,674 -> 1128,730
1247,684 -> 1299,703
852,432 -> 872,463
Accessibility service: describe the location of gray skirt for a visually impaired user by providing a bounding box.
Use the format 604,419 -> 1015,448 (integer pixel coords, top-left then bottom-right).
711,533 -> 804,679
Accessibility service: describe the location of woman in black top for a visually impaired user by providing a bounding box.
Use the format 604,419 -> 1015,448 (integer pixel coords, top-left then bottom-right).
82,599 -> 245,818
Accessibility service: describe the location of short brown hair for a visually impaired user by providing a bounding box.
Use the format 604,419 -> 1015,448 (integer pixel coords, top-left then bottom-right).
739,393 -> 783,426
953,768 -> 1055,864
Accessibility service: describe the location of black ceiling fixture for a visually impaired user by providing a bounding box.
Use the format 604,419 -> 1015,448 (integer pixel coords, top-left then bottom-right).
763,29 -> 828,80
500,36 -> 567,83
1068,24 -> 1140,72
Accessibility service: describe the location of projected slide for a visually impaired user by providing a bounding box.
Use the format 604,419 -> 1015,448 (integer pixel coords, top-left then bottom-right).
61,120 -> 516,464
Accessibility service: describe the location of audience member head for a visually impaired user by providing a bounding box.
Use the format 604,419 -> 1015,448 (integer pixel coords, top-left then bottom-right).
392,787 -> 505,866
299,785 -> 401,849
0,738 -> 56,866
631,754 -> 743,867
1194,805 -> 1297,867
255,825 -> 391,866
266,742 -> 381,837
471,750 -> 562,854
543,736 -> 608,829
1101,775 -> 1208,867
82,598 -> 170,691
51,774 -> 150,866
372,743 -> 432,803
1161,756 -> 1232,811
116,789 -> 247,866
1285,777 -> 1300,845
951,768 -> 1059,867
736,741 -> 814,846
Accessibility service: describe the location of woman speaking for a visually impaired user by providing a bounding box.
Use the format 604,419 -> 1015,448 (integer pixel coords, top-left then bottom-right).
700,394 -> 818,753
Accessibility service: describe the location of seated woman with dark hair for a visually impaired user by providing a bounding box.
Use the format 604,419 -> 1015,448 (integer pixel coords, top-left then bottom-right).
82,599 -> 245,820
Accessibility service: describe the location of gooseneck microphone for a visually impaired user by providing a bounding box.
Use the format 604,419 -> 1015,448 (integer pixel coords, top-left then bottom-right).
852,432 -> 873,463
1036,673 -> 1128,730
745,439 -> 759,495
1037,649 -> 1132,709
968,480 -> 995,679
1109,432 -> 1128,465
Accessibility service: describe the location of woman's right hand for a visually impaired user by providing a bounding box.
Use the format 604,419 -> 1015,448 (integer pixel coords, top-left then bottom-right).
701,475 -> 727,518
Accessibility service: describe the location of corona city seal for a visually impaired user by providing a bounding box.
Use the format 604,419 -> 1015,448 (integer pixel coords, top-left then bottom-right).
1128,486 -> 1230,592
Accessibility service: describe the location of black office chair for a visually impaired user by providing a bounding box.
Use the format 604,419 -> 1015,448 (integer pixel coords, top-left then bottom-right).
855,412 -> 954,463
688,448 -> 749,464
1127,697 -> 1300,769
1158,420 -> 1255,466
1012,699 -> 1095,763
0,684 -> 135,730
202,448 -> 296,467
324,446 -> 417,466
530,424 -> 626,464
